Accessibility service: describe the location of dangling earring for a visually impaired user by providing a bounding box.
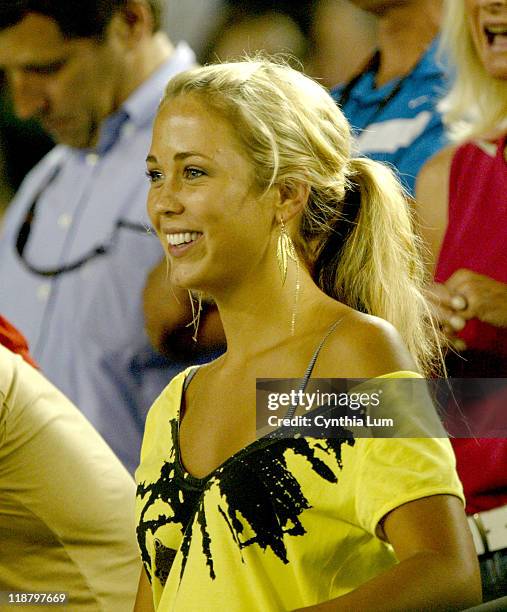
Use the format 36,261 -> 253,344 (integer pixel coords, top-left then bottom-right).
276,218 -> 300,335
186,290 -> 203,342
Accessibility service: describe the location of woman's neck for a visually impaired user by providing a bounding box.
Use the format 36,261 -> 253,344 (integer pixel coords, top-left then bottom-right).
208,264 -> 336,363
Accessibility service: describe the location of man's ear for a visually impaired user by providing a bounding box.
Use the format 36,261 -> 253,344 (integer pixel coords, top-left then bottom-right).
275,180 -> 310,223
109,0 -> 154,47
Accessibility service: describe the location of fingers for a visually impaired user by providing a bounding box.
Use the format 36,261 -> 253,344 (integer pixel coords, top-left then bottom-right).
426,282 -> 454,308
448,314 -> 466,331
431,269 -> 507,334
426,283 -> 463,332
450,295 -> 467,311
426,282 -> 470,348
444,269 -> 507,326
448,294 -> 467,331
442,269 -> 482,321
445,270 -> 479,304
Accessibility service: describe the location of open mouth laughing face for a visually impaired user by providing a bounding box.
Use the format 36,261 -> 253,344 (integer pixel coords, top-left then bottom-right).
467,0 -> 507,79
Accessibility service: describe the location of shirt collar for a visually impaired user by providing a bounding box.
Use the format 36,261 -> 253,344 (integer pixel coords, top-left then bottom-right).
122,41 -> 196,128
93,42 -> 196,155
348,37 -> 444,104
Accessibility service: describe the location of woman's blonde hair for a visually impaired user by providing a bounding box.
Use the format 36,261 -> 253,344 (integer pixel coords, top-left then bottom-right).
439,0 -> 507,140
162,58 -> 440,375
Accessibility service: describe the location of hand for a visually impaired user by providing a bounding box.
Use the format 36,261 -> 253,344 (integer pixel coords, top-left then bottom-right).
425,282 -> 467,349
444,269 -> 507,328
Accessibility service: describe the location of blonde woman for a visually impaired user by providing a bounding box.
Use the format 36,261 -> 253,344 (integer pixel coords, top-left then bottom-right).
416,0 -> 507,602
134,59 -> 480,611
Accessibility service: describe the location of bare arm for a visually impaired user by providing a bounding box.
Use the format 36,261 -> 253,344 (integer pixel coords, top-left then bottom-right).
133,568 -> 154,612
295,319 -> 481,609
143,258 -> 226,359
293,495 -> 481,611
414,145 -> 455,276
414,147 -> 469,338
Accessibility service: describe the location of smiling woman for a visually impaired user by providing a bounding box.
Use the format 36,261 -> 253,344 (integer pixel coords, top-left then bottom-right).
134,58 -> 481,612
146,95 -> 277,294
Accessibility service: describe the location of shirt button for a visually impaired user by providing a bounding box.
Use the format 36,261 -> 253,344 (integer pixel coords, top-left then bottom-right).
57,213 -> 72,228
85,153 -> 99,166
37,283 -> 51,302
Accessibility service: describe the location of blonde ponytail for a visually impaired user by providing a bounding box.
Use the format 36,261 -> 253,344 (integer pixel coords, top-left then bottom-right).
313,158 -> 440,376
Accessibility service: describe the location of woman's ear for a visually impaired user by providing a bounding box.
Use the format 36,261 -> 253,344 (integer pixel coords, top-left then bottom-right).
275,180 -> 310,223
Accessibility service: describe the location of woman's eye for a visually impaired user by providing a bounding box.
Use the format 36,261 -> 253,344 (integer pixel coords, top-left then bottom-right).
145,170 -> 163,183
184,167 -> 205,179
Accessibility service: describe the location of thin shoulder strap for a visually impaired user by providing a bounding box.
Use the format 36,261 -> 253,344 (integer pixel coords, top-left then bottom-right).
184,318 -> 343,397
282,319 -> 344,421
299,318 -> 344,393
183,365 -> 201,393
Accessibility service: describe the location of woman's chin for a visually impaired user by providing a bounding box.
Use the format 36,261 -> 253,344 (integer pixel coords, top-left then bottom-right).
170,270 -> 206,293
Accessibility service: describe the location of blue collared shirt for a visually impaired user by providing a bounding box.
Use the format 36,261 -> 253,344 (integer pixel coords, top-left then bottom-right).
331,39 -> 448,195
0,43 -> 199,473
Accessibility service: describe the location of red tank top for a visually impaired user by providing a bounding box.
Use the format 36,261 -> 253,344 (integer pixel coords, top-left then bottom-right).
436,137 -> 507,513
435,136 -> 507,357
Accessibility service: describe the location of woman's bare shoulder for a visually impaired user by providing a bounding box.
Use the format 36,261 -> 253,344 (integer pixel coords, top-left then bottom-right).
313,311 -> 417,379
414,145 -> 460,272
416,144 -> 458,201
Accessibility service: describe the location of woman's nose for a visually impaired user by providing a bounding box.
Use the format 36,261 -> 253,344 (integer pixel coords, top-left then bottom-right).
149,185 -> 185,218
155,193 -> 184,215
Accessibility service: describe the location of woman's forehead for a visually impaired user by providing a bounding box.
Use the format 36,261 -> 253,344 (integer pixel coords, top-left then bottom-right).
151,97 -> 253,171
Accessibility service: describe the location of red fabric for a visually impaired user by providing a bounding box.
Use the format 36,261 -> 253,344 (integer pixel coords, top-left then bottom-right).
0,315 -> 38,368
435,137 -> 507,513
435,136 -> 507,356
452,438 -> 507,514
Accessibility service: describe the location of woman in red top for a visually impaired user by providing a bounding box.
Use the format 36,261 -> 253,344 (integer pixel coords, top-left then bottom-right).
416,0 -> 507,601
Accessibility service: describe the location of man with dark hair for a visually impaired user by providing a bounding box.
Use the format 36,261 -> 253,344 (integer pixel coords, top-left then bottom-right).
0,0 -> 199,473
0,0 -> 163,40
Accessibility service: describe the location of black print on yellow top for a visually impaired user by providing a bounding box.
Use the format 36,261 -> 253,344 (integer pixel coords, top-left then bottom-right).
153,539 -> 177,587
136,417 -> 355,584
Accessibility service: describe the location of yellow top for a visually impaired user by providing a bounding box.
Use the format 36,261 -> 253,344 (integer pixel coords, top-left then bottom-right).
136,369 -> 463,611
